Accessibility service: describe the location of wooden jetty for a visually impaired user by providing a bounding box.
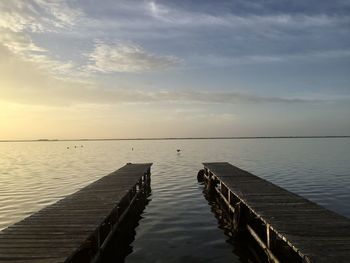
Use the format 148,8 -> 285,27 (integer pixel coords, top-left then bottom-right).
201,162 -> 350,263
0,163 -> 152,263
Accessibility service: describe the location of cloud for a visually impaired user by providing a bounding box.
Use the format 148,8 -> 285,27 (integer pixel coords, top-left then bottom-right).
147,90 -> 320,104
191,49 -> 350,67
0,1 -> 83,78
0,44 -> 327,107
83,1 -> 350,67
145,1 -> 348,29
35,0 -> 82,28
86,42 -> 180,73
0,30 -> 76,78
0,44 -> 335,107
1,0 -> 349,105
0,0 -> 82,33
149,1 -> 169,18
0,30 -> 45,54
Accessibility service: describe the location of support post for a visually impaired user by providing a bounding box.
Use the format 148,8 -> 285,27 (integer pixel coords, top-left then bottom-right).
267,224 -> 271,249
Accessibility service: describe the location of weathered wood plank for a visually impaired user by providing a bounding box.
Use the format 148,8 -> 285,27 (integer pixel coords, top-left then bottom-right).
0,163 -> 152,263
203,162 -> 350,263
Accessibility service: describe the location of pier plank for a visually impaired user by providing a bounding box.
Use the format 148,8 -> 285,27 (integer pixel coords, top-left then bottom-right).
0,163 -> 152,263
203,162 -> 350,263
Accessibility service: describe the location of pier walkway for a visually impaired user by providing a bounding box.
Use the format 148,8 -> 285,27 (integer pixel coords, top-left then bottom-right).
202,162 -> 350,263
0,163 -> 152,263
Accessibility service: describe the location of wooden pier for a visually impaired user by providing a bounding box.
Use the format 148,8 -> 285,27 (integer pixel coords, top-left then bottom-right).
0,163 -> 152,263
201,162 -> 350,263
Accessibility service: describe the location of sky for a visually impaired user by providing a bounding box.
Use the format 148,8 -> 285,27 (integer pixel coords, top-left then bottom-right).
0,0 -> 350,139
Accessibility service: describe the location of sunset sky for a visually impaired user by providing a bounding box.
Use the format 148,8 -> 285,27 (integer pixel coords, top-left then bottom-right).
1,0 -> 349,139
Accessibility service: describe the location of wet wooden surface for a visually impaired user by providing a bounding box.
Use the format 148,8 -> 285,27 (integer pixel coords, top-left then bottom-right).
0,163 -> 152,263
203,162 -> 350,263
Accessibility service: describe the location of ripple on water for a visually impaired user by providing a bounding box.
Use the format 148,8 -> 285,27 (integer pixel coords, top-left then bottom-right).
0,139 -> 349,262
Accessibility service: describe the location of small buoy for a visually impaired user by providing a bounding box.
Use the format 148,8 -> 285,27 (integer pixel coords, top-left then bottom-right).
177,149 -> 181,152
132,147 -> 134,151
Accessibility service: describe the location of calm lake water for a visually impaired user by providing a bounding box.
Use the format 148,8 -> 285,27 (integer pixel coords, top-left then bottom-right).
1,138 -> 350,262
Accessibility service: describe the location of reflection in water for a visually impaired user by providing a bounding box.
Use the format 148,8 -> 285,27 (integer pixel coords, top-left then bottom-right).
101,183 -> 152,262
0,139 -> 349,261
201,183 -> 267,263
123,163 -> 242,263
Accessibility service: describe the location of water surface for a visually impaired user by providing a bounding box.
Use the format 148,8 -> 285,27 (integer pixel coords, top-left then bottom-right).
0,138 -> 349,262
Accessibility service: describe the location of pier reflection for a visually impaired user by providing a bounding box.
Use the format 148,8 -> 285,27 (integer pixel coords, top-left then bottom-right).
201,183 -> 267,263
101,182 -> 152,262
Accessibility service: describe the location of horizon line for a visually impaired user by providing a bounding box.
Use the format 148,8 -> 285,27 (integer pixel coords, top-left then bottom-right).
1,135 -> 350,142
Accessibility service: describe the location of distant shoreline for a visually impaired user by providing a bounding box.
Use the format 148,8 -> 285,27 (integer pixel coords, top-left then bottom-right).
1,136 -> 350,142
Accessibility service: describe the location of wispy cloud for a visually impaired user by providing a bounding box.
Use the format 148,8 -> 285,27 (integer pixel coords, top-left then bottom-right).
147,90 -> 321,104
1,85 -> 325,107
148,1 -> 169,19
0,31 -> 45,53
82,1 -> 350,69
0,30 -> 77,78
0,0 -> 82,78
86,42 -> 180,73
145,1 -> 348,29
191,49 -> 350,67
0,44 -> 336,107
0,0 -> 82,33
